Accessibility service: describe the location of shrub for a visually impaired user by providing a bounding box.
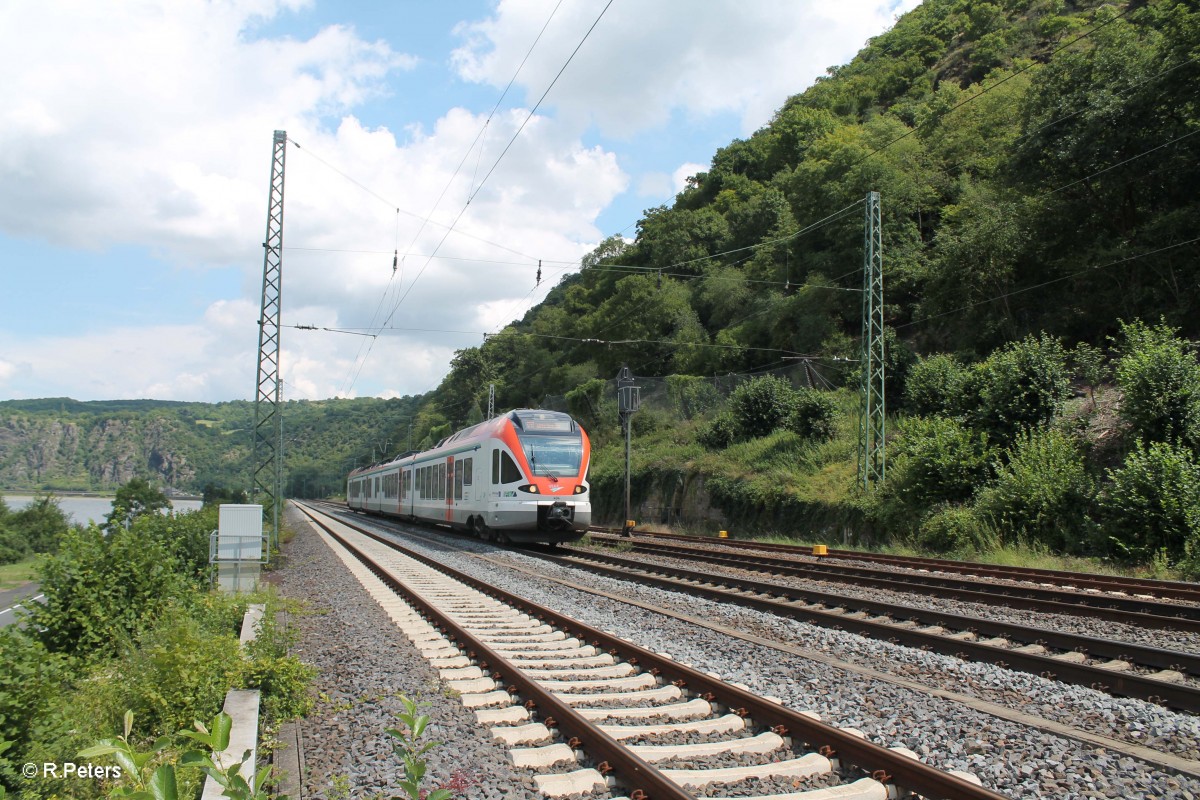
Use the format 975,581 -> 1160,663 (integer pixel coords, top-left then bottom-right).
976,428 -> 1097,553
917,504 -> 999,554
1099,440 -> 1200,563
728,375 -> 798,439
697,412 -> 737,450
0,629 -> 70,793
108,604 -> 246,735
786,387 -> 837,440
972,333 -> 1071,443
1113,319 -> 1200,448
885,416 -> 995,509
31,524 -> 186,657
903,353 -> 971,416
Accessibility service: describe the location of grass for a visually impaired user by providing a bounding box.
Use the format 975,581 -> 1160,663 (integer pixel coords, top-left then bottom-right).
0,556 -> 40,590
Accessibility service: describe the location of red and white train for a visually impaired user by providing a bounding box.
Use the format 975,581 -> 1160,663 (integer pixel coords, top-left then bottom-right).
345,409 -> 591,544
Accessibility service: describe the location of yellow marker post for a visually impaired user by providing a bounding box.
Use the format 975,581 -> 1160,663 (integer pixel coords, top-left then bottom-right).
812,544 -> 828,556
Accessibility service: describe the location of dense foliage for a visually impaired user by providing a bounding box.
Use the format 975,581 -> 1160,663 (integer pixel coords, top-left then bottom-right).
5,0 -> 1200,576
0,495 -> 70,564
0,489 -> 313,799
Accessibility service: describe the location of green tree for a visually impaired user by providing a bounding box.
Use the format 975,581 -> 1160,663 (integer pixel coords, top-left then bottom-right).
885,416 -> 995,510
106,478 -> 170,532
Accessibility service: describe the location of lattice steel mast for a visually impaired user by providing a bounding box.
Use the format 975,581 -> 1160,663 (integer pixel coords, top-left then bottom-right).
253,130 -> 287,553
857,190 -> 885,490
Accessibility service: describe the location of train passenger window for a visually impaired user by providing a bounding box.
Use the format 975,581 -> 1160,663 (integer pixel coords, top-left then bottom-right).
436,464 -> 444,499
454,464 -> 463,499
492,450 -> 500,485
462,458 -> 472,486
500,451 -> 522,484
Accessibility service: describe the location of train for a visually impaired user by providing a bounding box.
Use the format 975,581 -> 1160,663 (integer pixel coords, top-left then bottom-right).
345,409 -> 591,544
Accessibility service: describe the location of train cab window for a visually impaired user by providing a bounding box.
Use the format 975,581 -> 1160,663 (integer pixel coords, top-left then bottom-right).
491,450 -> 500,485
462,458 -> 472,486
454,463 -> 463,499
500,451 -> 522,484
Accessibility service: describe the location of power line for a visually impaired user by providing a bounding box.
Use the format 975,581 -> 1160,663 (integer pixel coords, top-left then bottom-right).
354,0 -> 616,399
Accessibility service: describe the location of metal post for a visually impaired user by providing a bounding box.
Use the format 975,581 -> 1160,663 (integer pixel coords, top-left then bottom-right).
616,366 -> 640,536
857,190 -> 885,490
253,130 -> 287,559
488,383 -> 495,419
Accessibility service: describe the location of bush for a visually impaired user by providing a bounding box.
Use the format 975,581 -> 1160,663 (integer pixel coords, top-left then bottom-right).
885,416 -> 995,509
106,603 -> 247,736
31,524 -> 186,657
0,629 -> 70,792
697,412 -> 737,450
917,504 -> 999,554
1113,319 -> 1200,448
728,375 -> 798,439
972,333 -> 1071,444
786,387 -> 837,440
1099,440 -> 1200,563
975,428 -> 1096,553
903,353 -> 971,416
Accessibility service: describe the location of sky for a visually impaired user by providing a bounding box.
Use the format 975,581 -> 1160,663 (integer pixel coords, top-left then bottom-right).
0,0 -> 920,403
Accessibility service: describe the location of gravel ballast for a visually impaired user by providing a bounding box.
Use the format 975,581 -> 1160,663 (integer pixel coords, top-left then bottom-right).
281,506 -> 1200,800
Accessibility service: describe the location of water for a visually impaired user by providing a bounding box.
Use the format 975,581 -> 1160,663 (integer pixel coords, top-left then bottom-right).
1,494 -> 203,526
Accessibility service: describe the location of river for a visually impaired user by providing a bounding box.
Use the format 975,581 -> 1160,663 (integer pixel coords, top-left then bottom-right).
1,494 -> 204,526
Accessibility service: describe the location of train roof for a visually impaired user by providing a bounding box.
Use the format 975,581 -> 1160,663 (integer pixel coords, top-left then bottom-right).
347,409 -> 582,477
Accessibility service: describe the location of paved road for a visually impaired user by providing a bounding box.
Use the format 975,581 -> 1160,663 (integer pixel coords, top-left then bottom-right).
0,582 -> 42,628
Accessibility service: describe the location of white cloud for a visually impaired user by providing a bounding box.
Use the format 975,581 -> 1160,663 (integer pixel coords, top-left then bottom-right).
452,0 -> 921,136
0,0 -> 920,403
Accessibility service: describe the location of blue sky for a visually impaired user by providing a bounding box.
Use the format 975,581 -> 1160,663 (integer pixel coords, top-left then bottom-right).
0,0 -> 918,402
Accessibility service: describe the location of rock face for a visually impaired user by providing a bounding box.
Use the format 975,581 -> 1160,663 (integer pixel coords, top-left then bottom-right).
0,414 -> 195,491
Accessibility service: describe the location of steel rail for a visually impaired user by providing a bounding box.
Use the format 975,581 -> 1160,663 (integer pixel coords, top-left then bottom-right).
594,529 -> 1200,603
298,503 -> 1010,800
586,539 -> 1200,630
548,548 -> 1200,713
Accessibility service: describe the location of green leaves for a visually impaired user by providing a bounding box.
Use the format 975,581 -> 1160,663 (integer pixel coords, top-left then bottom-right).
387,696 -> 448,800
80,711 -> 280,800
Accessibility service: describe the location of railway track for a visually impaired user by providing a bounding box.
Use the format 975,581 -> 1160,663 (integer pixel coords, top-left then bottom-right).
582,534 -> 1200,629
592,528 -> 1200,605
548,543 -> 1200,713
296,502 -> 1005,800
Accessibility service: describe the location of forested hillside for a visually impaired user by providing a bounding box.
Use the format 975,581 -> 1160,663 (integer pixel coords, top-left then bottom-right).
0,396 -> 422,496
4,0 -> 1197,573
401,0 -> 1200,573
419,0 -> 1197,420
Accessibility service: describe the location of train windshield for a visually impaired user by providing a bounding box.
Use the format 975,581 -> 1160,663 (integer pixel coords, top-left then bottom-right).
519,435 -> 583,478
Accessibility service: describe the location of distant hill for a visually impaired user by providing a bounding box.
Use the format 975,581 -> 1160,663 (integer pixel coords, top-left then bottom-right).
0,396 -> 423,495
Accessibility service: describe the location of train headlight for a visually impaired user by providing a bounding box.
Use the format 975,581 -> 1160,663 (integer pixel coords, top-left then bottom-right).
518,484 -> 539,494
573,485 -> 587,494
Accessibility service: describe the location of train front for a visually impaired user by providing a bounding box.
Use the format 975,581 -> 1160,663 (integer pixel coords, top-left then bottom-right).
503,410 -> 591,542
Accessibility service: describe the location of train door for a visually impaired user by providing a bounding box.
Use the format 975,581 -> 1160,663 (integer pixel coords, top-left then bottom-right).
445,456 -> 454,523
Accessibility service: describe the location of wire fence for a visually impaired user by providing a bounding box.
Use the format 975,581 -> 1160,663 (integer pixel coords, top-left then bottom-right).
537,358 -> 851,421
